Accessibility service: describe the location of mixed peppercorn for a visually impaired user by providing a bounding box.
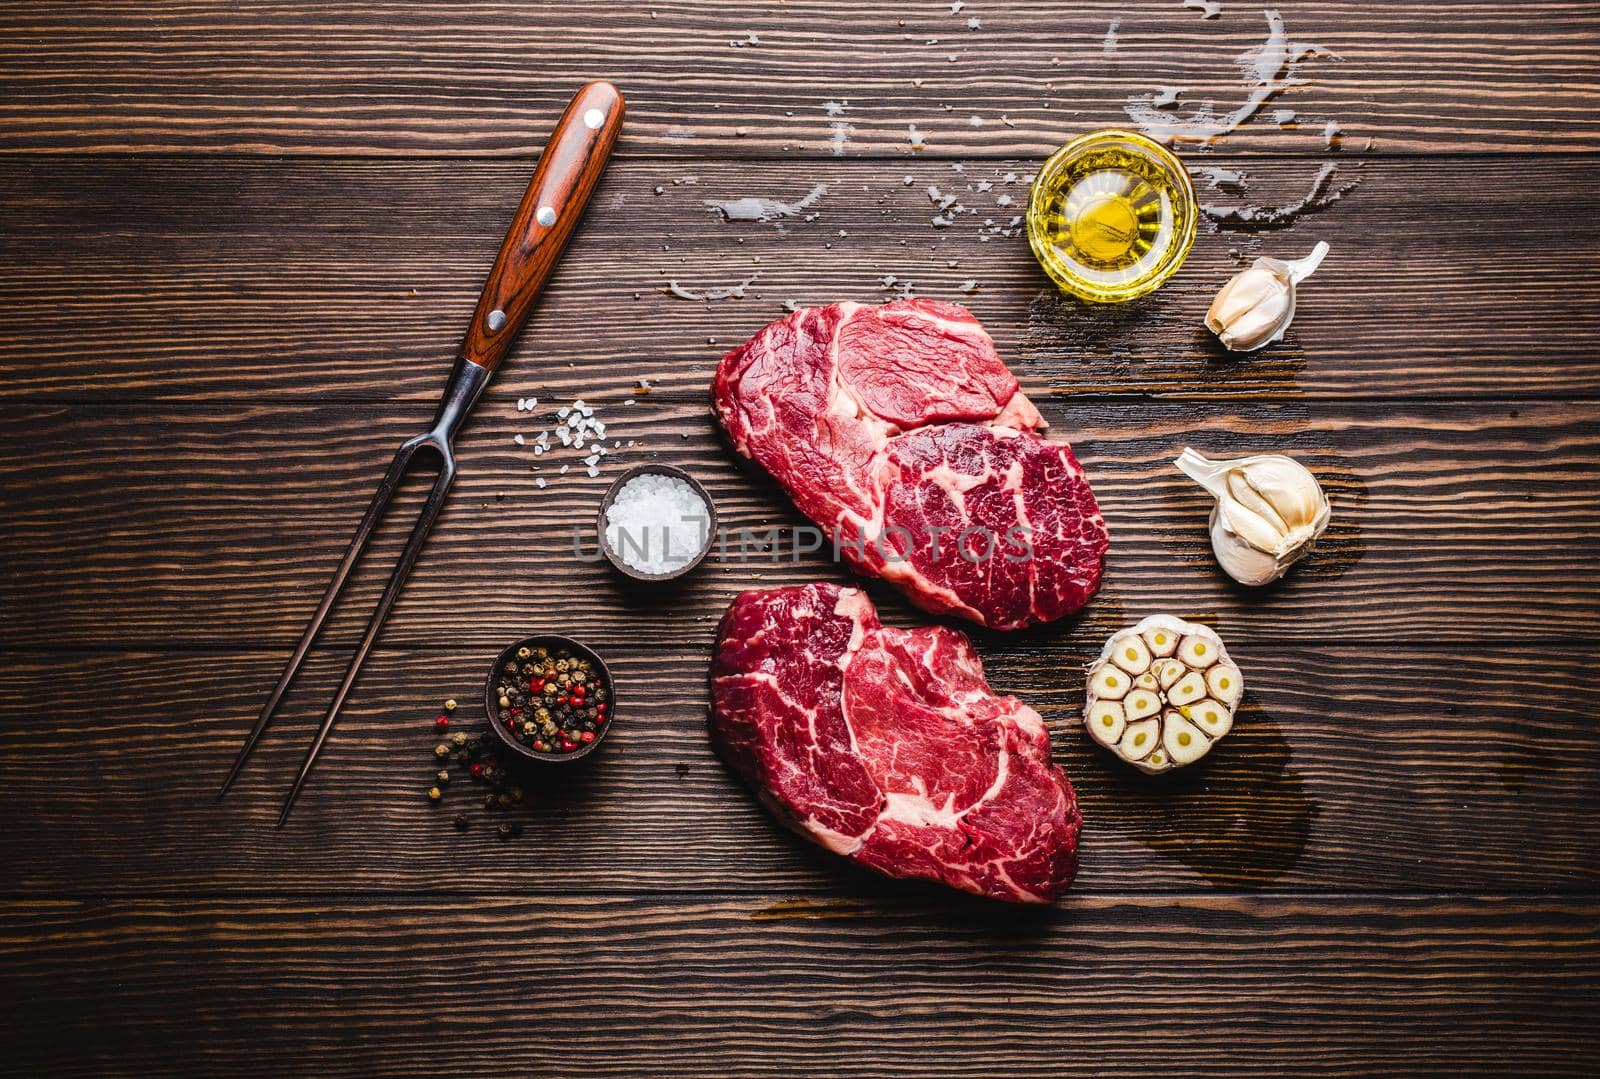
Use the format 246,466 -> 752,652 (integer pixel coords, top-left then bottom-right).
425,697 -> 526,840
493,644 -> 609,755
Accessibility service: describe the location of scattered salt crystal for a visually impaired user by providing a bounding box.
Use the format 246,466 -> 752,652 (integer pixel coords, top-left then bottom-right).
512,434 -> 525,445
903,175 -> 915,186
535,477 -> 547,489
558,406 -> 571,419
976,179 -> 993,192
950,0 -> 962,11
559,464 -> 570,475
958,278 -> 979,293
967,16 -> 980,29
969,115 -> 983,127
994,194 -> 1014,207
604,473 -> 712,574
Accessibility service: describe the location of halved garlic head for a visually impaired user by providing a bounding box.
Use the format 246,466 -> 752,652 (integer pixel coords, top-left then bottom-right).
1083,615 -> 1244,775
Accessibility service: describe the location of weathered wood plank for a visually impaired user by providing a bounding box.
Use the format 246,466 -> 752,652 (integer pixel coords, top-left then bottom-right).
1,894 -> 1595,1077
1,1 -> 1597,156
0,645 -> 1594,895
0,400 -> 1594,647
2,155 -> 1598,403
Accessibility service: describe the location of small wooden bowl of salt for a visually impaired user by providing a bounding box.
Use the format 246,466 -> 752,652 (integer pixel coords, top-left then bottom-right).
596,464 -> 718,582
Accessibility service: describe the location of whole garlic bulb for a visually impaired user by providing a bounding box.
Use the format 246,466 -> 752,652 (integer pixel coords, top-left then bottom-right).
1175,448 -> 1330,586
1206,241 -> 1328,352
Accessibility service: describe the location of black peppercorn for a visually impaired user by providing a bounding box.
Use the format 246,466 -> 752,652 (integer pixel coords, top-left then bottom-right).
497,822 -> 514,840
453,814 -> 469,831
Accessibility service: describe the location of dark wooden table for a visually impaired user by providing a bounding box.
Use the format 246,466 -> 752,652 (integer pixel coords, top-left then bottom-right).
3,2 -> 1598,1075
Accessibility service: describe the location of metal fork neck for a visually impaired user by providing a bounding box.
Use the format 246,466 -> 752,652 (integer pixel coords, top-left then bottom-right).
428,357 -> 494,445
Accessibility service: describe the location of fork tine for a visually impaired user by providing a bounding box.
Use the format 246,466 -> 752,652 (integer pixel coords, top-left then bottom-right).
276,457 -> 456,825
219,438 -> 424,798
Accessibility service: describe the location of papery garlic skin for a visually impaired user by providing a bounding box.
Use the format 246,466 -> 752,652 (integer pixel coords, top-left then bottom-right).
1084,615 -> 1242,775
1176,448 -> 1331,586
1206,241 -> 1328,352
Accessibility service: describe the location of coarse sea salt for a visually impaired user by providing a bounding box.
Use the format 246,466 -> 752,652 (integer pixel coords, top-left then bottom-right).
604,473 -> 712,575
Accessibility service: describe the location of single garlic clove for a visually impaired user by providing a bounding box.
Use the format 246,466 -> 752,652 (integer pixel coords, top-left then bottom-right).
1109,633 -> 1153,675
1143,626 -> 1179,657
1237,457 -> 1325,542
1205,241 -> 1327,353
1163,711 -> 1212,765
1206,664 -> 1242,706
1124,688 -> 1162,722
1156,658 -> 1187,690
1088,700 -> 1127,746
1210,509 -> 1287,587
1178,634 -> 1219,669
1135,671 -> 1158,691
1120,718 -> 1160,761
1183,696 -> 1233,739
1089,663 -> 1130,700
1140,749 -> 1170,774
1168,670 -> 1208,706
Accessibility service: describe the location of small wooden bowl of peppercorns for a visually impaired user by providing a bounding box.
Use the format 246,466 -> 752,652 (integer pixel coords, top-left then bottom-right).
484,635 -> 615,763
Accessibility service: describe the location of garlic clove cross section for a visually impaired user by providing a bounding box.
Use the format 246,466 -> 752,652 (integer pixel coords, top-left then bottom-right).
1206,241 -> 1328,352
1084,615 -> 1244,775
1175,447 -> 1331,587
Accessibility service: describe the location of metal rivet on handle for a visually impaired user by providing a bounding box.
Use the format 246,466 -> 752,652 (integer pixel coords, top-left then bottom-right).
486,309 -> 507,332
583,108 -> 605,130
536,206 -> 557,227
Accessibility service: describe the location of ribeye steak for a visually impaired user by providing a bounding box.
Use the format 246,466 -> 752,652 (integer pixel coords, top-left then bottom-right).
713,299 -> 1108,630
709,582 -> 1082,903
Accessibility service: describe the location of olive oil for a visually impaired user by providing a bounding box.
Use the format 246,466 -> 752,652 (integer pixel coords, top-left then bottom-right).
1026,130 -> 1197,303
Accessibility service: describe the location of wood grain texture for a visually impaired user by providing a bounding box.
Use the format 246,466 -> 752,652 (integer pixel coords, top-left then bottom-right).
3,1 -> 1599,1073
1,895 -> 1596,1078
2,155 -> 1599,403
0,400 -> 1594,647
0,645 -> 1595,896
1,1 -> 1598,156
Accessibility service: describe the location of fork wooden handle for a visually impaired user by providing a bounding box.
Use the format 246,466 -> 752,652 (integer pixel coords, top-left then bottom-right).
459,81 -> 625,372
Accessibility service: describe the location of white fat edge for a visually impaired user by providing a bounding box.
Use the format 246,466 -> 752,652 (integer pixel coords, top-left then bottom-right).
800,812 -> 870,856
831,587 -> 876,656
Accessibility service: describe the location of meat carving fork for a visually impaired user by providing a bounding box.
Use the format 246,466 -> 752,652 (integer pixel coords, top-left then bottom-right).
220,82 -> 624,823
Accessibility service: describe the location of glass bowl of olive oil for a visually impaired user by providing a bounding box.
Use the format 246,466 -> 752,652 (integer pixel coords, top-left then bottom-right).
1026,129 -> 1198,303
